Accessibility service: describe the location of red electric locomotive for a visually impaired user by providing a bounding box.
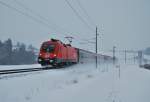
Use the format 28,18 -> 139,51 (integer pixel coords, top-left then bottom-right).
38,39 -> 78,66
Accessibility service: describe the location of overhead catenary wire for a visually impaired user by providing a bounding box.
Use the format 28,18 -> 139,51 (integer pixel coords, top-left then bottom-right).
76,0 -> 96,27
0,0 -> 94,45
65,0 -> 95,32
0,0 -> 67,37
13,0 -> 93,41
64,0 -> 98,48
13,0 -> 71,36
0,0 -> 86,44
76,0 -> 104,51
13,0 -> 88,40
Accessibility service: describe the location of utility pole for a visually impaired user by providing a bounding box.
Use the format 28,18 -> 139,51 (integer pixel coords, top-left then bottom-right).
96,27 -> 98,54
96,26 -> 98,68
113,46 -> 116,65
125,49 -> 127,64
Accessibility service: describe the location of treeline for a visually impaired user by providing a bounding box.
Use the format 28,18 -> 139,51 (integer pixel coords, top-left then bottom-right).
0,39 -> 37,65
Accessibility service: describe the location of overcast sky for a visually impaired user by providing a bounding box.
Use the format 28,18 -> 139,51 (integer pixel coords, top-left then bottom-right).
0,0 -> 150,52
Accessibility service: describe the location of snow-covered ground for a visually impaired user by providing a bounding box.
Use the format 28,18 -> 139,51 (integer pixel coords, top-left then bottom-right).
0,63 -> 150,102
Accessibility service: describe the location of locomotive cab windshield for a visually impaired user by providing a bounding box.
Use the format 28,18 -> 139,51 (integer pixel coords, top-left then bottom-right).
41,43 -> 55,53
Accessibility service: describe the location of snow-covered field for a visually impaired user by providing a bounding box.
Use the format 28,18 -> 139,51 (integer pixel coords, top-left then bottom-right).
0,63 -> 150,102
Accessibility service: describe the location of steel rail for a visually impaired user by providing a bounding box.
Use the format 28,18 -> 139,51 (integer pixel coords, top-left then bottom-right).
0,67 -> 53,75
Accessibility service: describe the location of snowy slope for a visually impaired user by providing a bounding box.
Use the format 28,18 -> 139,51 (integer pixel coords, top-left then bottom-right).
0,63 -> 150,102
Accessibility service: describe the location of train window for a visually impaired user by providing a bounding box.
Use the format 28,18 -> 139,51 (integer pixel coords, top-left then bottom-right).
41,44 -> 55,53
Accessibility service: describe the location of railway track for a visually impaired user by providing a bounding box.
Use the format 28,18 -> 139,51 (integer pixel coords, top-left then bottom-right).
0,63 -> 77,75
0,67 -> 53,75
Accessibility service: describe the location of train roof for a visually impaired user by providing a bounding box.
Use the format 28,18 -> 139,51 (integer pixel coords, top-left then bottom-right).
42,39 -> 74,48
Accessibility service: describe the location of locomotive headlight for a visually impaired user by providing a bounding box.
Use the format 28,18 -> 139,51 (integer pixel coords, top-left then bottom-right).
50,60 -> 53,62
38,58 -> 42,62
53,54 -> 57,57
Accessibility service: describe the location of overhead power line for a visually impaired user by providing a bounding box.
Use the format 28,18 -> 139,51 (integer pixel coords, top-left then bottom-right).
65,0 -> 95,32
76,0 -> 96,27
0,0 -> 95,44
0,0 -> 66,36
13,0 -> 70,35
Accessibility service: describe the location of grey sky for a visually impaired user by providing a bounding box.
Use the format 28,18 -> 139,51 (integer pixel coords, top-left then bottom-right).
0,0 -> 150,52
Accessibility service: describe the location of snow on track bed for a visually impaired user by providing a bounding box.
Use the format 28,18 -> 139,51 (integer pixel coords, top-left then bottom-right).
0,64 -> 77,79
0,63 -> 150,102
0,64 -> 42,79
